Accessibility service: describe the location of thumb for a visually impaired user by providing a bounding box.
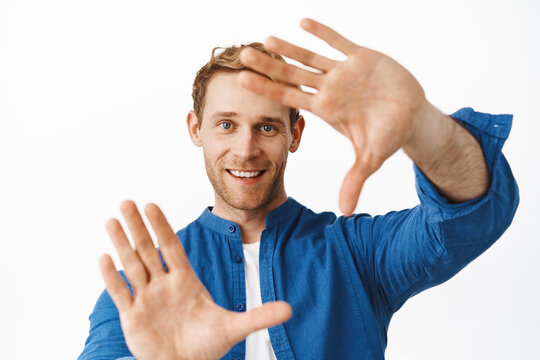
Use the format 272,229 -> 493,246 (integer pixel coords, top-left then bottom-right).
339,158 -> 371,216
229,301 -> 292,344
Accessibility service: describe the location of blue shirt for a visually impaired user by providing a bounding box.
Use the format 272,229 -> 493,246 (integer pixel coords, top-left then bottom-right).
78,107 -> 519,360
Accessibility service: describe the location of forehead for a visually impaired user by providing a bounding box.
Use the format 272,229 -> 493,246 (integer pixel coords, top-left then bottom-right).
203,72 -> 289,122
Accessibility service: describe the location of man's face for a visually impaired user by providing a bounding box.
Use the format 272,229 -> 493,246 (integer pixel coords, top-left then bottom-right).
190,72 -> 302,212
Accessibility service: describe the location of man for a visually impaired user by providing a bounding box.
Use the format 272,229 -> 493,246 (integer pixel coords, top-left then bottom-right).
78,19 -> 519,360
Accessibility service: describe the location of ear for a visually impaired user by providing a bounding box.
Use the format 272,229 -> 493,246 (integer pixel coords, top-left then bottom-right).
187,110 -> 202,147
289,115 -> 305,153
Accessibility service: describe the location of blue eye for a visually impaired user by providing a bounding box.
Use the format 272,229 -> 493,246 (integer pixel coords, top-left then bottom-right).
262,124 -> 274,132
220,122 -> 232,130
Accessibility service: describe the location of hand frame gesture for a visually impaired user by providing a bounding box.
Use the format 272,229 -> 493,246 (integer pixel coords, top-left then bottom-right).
239,18 -> 429,216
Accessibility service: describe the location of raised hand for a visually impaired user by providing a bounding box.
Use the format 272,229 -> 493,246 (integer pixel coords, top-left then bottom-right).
238,18 -> 430,216
99,200 -> 292,360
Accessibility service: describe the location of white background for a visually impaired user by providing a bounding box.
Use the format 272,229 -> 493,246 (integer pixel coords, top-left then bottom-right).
1,0 -> 539,359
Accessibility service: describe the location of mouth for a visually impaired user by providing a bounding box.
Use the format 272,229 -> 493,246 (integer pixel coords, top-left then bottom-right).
225,169 -> 267,185
226,169 -> 266,179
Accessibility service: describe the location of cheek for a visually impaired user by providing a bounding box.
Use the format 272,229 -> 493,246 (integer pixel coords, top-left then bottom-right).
202,137 -> 228,161
266,143 -> 290,164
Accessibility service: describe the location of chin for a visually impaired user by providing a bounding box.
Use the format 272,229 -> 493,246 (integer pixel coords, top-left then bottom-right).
206,161 -> 286,213
225,193 -> 272,211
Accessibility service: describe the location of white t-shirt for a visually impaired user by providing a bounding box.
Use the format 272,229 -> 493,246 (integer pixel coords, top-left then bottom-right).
242,240 -> 278,360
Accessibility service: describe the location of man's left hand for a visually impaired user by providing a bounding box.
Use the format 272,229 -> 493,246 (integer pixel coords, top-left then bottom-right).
238,18 -> 435,216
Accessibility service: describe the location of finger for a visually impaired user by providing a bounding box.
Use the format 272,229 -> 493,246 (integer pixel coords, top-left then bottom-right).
238,71 -> 313,111
264,36 -> 338,73
228,301 -> 293,344
240,47 -> 322,89
105,218 -> 148,288
144,203 -> 191,272
99,254 -> 133,312
300,18 -> 360,55
339,158 -> 370,216
120,200 -> 165,276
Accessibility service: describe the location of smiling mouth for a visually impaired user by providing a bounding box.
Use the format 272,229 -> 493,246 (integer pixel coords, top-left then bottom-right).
226,169 -> 266,179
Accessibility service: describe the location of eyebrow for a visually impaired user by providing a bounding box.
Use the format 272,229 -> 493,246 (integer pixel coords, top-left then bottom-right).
211,111 -> 286,125
211,111 -> 238,119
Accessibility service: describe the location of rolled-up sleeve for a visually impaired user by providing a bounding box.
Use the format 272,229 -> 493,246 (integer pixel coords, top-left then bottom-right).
335,107 -> 519,315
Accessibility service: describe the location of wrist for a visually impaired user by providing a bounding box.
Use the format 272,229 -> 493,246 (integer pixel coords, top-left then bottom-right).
403,99 -> 453,172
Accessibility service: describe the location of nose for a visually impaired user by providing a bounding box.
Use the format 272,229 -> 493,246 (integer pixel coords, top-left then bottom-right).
231,128 -> 262,160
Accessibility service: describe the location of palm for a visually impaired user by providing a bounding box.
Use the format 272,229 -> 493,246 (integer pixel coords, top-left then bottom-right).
238,18 -> 426,215
100,201 -> 292,360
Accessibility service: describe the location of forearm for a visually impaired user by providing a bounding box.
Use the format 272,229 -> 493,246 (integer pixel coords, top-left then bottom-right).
403,99 -> 490,203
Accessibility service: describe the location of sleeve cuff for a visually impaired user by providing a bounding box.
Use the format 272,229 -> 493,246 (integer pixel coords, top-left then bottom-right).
413,107 -> 514,222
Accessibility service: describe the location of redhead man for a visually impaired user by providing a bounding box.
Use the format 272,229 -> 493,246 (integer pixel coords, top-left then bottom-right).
79,19 -> 519,360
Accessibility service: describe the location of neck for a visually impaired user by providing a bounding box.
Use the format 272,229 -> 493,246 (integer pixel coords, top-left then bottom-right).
211,191 -> 288,244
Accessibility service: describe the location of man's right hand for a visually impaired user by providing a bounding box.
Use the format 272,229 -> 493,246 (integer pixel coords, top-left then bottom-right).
99,200 -> 292,360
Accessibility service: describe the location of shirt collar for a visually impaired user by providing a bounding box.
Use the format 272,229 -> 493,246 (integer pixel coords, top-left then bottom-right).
196,197 -> 303,236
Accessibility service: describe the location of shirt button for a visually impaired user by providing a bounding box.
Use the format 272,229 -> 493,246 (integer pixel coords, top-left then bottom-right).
235,303 -> 245,311
234,256 -> 243,263
234,357 -> 242,360
228,225 -> 236,233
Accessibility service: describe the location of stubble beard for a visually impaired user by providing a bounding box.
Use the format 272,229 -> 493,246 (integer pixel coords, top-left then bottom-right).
204,156 -> 287,213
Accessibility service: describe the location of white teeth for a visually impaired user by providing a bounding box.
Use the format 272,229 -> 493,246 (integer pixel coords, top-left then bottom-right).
230,170 -> 261,178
